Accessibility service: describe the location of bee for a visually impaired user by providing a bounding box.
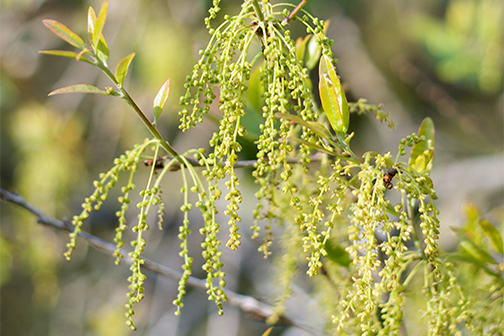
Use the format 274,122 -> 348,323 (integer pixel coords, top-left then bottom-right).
383,168 -> 397,189
143,156 -> 167,170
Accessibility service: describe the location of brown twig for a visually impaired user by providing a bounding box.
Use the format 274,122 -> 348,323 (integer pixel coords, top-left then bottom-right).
282,0 -> 310,25
158,154 -> 325,172
0,188 -> 327,336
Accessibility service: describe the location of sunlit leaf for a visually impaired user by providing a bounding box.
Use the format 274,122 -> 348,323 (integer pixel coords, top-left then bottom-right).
96,35 -> 109,64
261,327 -> 273,336
305,20 -> 330,70
153,79 -> 171,125
409,117 -> 435,174
115,52 -> 136,86
92,1 -> 108,50
305,34 -> 321,70
295,35 -> 310,63
42,19 -> 86,50
319,54 -> 349,134
479,219 -> 503,255
39,50 -> 94,64
48,84 -> 110,96
87,7 -> 97,46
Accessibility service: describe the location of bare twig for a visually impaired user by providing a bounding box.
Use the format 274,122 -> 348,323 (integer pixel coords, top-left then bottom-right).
282,0 -> 310,25
159,153 -> 325,172
0,188 -> 327,336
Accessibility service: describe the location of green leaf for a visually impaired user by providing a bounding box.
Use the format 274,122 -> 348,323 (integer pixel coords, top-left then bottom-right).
305,34 -> 321,70
92,1 -> 108,50
288,137 -> 336,157
446,253 -> 496,276
451,227 -> 497,265
306,121 -> 333,142
479,219 -> 503,255
409,117 -> 435,174
96,35 -> 109,64
48,84 -> 110,96
459,240 -> 497,265
305,20 -> 330,70
318,54 -> 349,134
275,112 -> 333,143
385,202 -> 401,217
287,137 -> 353,160
87,7 -> 97,46
115,53 -> 136,86
295,35 -> 310,63
261,327 -> 273,336
153,79 -> 171,125
42,19 -> 86,50
324,240 -> 351,268
87,2 -> 109,52
246,64 -> 263,113
39,50 -> 94,64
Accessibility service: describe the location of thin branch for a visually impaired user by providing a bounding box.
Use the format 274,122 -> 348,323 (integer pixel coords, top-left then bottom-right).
156,153 -> 326,172
282,0 -> 310,25
0,188 -> 327,336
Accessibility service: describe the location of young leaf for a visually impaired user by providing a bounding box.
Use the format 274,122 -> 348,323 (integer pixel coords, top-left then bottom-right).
318,54 -> 349,134
451,227 -> 497,265
96,35 -> 109,64
92,1 -> 108,50
305,34 -> 320,70
409,117 -> 435,174
39,50 -> 94,64
115,53 -> 136,86
460,240 -> 497,265
479,219 -> 503,255
306,121 -> 334,143
447,253 -> 496,276
42,20 -> 86,50
305,20 -> 330,70
295,35 -> 310,63
87,7 -> 97,46
153,79 -> 171,125
261,327 -> 273,336
48,84 -> 110,96
288,137 -> 338,157
275,112 -> 334,144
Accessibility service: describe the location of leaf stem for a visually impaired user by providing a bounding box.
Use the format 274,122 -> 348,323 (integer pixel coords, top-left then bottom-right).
96,62 -> 184,164
251,0 -> 265,23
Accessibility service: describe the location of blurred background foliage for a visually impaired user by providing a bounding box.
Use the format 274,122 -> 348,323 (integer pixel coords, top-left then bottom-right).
0,0 -> 502,335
